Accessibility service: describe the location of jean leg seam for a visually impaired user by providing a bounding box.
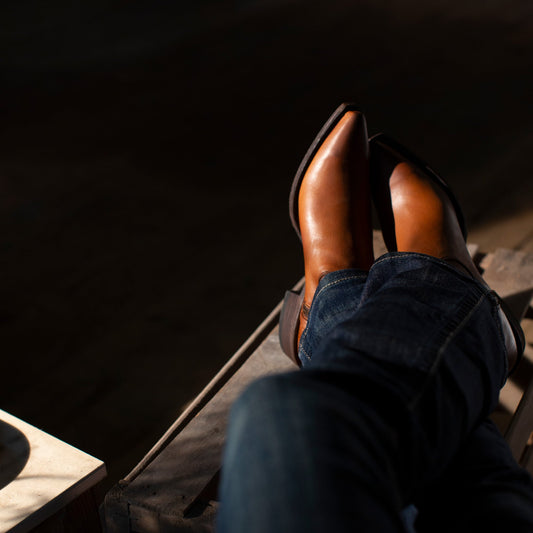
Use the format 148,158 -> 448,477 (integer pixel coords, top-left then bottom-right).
408,291 -> 500,410
300,344 -> 312,363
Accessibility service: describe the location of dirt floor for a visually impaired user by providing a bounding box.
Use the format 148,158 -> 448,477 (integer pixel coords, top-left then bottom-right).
2,0 -> 532,494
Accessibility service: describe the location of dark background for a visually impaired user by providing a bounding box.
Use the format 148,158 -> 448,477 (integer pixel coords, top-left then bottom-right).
2,0 -> 532,491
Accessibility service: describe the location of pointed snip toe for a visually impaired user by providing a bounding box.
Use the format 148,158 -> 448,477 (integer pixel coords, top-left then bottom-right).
289,103 -> 363,240
279,103 -> 370,365
369,133 -> 525,374
370,133 -> 467,251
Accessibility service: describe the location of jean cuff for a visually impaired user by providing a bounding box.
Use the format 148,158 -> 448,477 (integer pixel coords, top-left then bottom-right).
299,268 -> 368,366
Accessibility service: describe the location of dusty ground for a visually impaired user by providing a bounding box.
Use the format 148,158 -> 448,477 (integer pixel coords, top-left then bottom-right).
1,0 -> 532,493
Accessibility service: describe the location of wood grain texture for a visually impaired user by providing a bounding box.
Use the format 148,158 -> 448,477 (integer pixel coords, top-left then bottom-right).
0,410 -> 106,533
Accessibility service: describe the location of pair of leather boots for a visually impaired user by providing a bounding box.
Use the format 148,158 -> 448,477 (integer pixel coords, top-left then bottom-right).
279,103 -> 523,372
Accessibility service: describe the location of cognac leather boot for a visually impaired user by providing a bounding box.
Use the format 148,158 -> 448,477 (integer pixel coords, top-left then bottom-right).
370,134 -> 524,373
298,109 -> 374,340
279,104 -> 374,364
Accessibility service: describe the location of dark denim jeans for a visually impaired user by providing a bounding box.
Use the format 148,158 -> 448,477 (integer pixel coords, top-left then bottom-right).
217,253 -> 533,532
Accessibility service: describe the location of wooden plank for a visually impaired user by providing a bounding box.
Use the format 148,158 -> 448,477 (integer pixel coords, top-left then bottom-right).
482,249 -> 533,460
103,321 -> 294,532
123,284 -> 301,485
0,410 -> 106,533
482,249 -> 533,463
101,301 -> 282,532
481,248 -> 533,320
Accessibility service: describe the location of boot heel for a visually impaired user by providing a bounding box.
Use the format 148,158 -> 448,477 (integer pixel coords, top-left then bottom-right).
497,295 -> 526,375
279,289 -> 304,366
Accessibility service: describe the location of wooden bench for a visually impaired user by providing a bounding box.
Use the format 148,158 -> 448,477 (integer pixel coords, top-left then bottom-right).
0,409 -> 106,533
102,234 -> 533,533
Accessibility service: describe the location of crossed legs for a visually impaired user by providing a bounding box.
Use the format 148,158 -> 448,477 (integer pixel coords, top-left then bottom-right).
218,255 -> 528,532
217,106 -> 533,532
